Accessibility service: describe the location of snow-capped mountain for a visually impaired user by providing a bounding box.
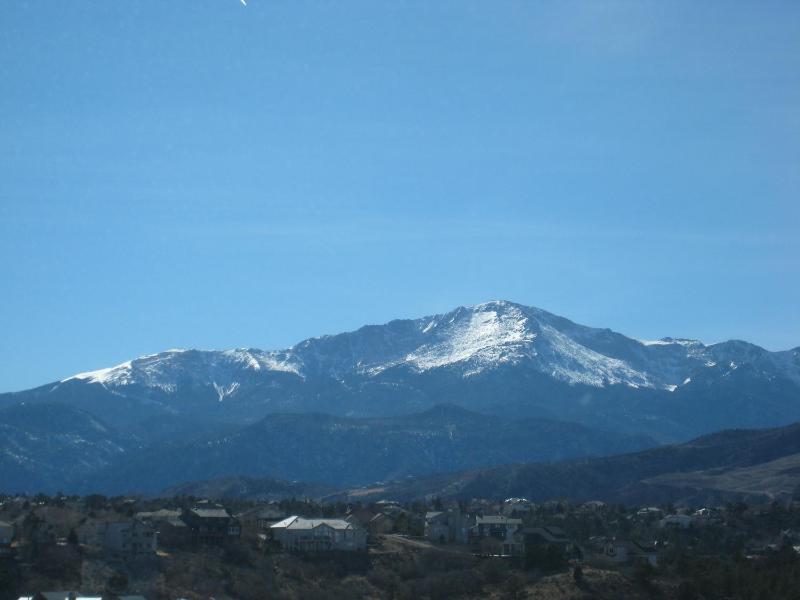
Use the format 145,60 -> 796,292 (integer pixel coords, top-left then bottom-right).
2,301 -> 799,442
59,300 -> 799,392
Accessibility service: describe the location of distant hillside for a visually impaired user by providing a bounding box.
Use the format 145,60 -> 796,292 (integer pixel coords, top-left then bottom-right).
160,475 -> 335,501
644,452 -> 800,503
80,404 -> 655,494
342,421 -> 800,506
0,403 -> 129,493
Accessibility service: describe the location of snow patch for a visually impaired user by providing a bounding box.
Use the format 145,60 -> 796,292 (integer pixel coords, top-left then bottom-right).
213,381 -> 240,402
404,307 -> 534,375
64,361 -> 133,385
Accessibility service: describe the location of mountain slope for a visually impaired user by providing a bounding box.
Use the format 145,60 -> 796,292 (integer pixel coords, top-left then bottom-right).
347,421 -> 800,505
0,403 -> 129,493
160,475 -> 335,501
80,405 -> 655,495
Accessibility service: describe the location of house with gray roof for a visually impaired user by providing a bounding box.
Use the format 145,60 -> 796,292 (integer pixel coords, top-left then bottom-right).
270,516 -> 366,552
182,502 -> 240,546
424,509 -> 471,544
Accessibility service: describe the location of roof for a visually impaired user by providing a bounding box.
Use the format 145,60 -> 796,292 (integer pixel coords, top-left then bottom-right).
476,515 -> 522,525
370,512 -> 394,523
270,516 -> 355,531
190,507 -> 231,519
610,540 -> 658,554
28,593 -> 103,600
135,509 -> 181,520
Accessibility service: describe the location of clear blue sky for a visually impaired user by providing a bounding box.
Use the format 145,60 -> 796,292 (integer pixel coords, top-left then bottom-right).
1,1 -> 798,392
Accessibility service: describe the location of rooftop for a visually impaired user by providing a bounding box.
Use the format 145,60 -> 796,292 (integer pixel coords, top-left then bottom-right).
271,516 -> 355,531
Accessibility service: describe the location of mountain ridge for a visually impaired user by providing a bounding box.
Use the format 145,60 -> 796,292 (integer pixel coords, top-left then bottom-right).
50,300 -> 800,393
1,300 -> 799,448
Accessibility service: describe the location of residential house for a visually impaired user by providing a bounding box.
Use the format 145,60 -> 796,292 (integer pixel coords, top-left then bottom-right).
579,500 -> 607,513
636,507 -> 663,519
368,512 -> 395,536
502,498 -> 533,516
603,539 -> 659,567
182,502 -> 241,546
374,500 -> 403,514
345,506 -> 377,530
270,516 -> 367,552
97,519 -> 157,559
471,516 -> 523,555
424,510 -> 470,544
134,509 -> 191,548
236,505 -> 286,537
660,514 -> 692,529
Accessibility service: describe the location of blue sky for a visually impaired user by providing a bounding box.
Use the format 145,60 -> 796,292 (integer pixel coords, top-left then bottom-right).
1,1 -> 798,391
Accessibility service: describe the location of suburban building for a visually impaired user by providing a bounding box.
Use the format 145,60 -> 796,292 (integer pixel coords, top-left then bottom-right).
97,519 -> 157,559
471,516 -> 524,555
182,502 -> 241,546
345,506 -> 377,529
603,539 -> 659,566
424,510 -> 471,544
368,512 -> 396,536
236,505 -> 286,537
134,509 -> 191,548
502,498 -> 533,516
270,516 -> 367,552
660,514 -> 692,529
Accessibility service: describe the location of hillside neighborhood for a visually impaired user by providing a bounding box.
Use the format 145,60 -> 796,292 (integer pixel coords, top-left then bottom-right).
2,491 -> 800,599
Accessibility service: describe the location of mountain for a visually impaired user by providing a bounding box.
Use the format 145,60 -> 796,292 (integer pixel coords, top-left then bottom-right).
3,301 -> 798,442
346,421 -> 800,506
0,403 -> 129,493
79,405 -> 655,495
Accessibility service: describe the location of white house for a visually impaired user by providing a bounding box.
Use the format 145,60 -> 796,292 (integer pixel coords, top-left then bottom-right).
270,516 -> 366,552
471,515 -> 524,555
97,519 -> 157,558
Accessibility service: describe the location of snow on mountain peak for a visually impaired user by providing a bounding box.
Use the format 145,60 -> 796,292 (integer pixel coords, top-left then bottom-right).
65,360 -> 135,385
55,300 -> 798,397
404,302 -> 534,374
